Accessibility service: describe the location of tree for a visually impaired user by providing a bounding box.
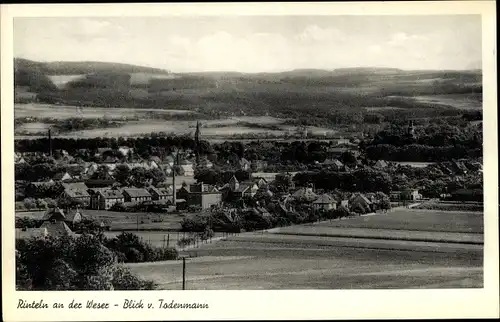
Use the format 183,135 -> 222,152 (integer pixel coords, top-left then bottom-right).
57,195 -> 84,211
274,173 -> 294,193
113,164 -> 130,186
339,151 -> 357,165
16,234 -> 157,290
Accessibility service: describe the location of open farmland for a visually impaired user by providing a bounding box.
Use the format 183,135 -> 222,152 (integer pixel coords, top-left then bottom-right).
392,161 -> 436,168
15,209 -> 188,232
14,103 -> 196,120
389,93 -> 482,110
127,209 -> 483,289
14,104 -> 338,139
103,230 -> 225,249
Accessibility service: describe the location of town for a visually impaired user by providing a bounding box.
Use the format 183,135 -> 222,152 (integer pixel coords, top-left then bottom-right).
15,118 -> 483,243
12,14 -> 485,292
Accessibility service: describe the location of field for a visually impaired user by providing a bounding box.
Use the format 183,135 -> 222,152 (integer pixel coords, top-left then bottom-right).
14,103 -> 196,120
389,94 -> 482,110
16,209 -> 188,232
14,103 -> 337,139
127,209 -> 483,289
393,161 -> 436,168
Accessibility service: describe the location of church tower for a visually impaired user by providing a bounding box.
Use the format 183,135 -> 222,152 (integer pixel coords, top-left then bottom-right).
194,121 -> 201,165
407,120 -> 415,137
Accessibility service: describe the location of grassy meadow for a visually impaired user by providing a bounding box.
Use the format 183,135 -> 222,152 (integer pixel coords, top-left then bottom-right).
127,209 -> 483,290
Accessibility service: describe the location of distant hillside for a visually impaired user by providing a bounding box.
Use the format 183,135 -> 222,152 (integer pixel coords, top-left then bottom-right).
14,58 -> 170,75
14,58 -> 482,116
332,67 -> 404,75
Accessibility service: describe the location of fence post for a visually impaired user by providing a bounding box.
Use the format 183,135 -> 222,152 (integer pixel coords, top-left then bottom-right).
167,234 -> 170,248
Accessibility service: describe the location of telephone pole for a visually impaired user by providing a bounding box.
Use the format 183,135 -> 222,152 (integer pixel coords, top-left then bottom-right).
182,257 -> 186,290
48,128 -> 53,157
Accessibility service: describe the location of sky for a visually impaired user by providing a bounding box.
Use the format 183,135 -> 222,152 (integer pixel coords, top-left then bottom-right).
13,15 -> 482,73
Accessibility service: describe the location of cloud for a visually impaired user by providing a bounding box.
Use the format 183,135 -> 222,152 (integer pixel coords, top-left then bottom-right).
67,18 -> 125,41
296,25 -> 345,43
13,17 -> 482,72
369,45 -> 382,53
387,32 -> 427,47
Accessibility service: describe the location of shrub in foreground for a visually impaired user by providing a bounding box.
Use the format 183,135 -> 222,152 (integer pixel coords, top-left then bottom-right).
15,234 -> 156,290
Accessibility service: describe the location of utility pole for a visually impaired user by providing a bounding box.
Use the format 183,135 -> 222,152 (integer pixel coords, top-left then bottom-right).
48,128 -> 53,157
172,148 -> 178,206
182,257 -> 186,290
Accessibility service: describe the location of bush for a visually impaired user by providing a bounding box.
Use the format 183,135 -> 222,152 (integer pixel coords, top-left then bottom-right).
177,237 -> 195,248
112,265 -> 157,290
332,206 -> 350,219
15,216 -> 41,229
104,232 -> 178,263
125,248 -> 144,263
23,198 -> 37,210
199,228 -> 214,241
15,234 -> 155,290
180,214 -> 209,232
109,202 -> 126,212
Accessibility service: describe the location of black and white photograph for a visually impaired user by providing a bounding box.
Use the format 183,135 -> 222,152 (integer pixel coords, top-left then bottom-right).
10,12 -> 488,291
2,2 -> 498,320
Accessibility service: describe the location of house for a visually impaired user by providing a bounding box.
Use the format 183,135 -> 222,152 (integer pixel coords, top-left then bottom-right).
179,160 -> 194,176
159,163 -> 173,176
464,161 -> 482,172
239,158 -> 251,171
60,186 -> 91,207
53,171 -> 73,182
176,183 -> 191,202
221,176 -> 258,202
16,157 -> 27,164
390,189 -> 422,201
122,188 -> 152,203
349,193 -> 372,213
339,199 -> 349,208
84,163 -> 99,177
333,138 -> 351,145
164,155 -> 175,167
223,176 -> 259,200
64,208 -> 85,227
84,179 -> 116,188
326,147 -> 347,159
292,186 -> 318,203
451,160 -> 468,175
313,194 -> 337,211
118,146 -> 134,158
95,148 -> 113,157
149,156 -> 162,164
88,188 -> 110,209
251,172 -> 279,182
251,160 -> 268,172
39,207 -> 76,236
439,163 -> 454,175
254,178 -> 269,189
374,160 -> 389,169
148,186 -> 173,202
96,189 -> 125,210
40,220 -> 74,237
323,159 -> 344,170
256,207 -> 271,217
198,158 -> 213,169
188,182 -> 222,209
